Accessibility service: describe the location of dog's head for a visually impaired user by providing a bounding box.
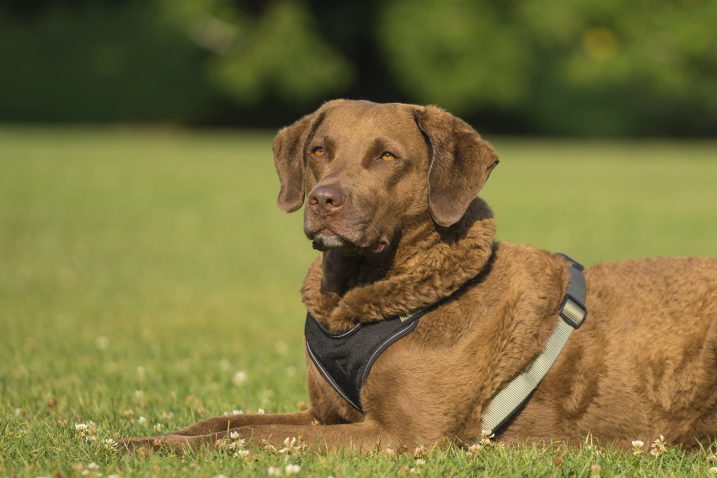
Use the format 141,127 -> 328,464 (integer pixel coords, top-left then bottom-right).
273,100 -> 498,254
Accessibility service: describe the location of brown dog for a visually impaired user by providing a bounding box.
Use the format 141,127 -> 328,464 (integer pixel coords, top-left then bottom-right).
122,100 -> 717,452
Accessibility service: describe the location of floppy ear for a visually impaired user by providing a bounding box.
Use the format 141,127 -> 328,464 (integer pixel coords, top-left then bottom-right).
272,112 -> 320,212
415,105 -> 499,227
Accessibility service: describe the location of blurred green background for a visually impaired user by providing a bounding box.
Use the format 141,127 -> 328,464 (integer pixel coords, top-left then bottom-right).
2,0 -> 716,136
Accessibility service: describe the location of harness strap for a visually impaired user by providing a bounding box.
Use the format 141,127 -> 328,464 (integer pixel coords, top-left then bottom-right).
480,256 -> 587,435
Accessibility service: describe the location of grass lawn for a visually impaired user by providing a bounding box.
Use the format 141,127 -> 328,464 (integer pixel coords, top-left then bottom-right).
1,127 -> 716,477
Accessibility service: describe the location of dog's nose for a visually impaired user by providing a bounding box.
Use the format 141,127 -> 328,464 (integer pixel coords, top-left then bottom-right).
309,184 -> 345,215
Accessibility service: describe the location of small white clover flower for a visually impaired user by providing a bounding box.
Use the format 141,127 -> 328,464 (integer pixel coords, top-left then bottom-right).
710,467 -> 717,474
631,439 -> 645,455
279,436 -> 305,454
267,465 -> 282,476
233,371 -> 248,385
257,408 -> 266,415
479,430 -> 495,447
104,438 -> 117,451
216,430 -> 247,453
650,435 -> 667,456
154,423 -> 163,432
285,463 -> 301,475
466,443 -> 483,455
137,416 -> 147,425
74,421 -> 98,442
223,409 -> 244,416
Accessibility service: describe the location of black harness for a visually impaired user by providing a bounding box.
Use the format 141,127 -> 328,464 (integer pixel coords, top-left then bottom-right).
305,309 -> 425,412
305,253 -> 586,418
304,268 -> 489,413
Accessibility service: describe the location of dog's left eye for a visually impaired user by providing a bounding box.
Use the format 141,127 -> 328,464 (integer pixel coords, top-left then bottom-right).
380,151 -> 398,161
311,147 -> 326,159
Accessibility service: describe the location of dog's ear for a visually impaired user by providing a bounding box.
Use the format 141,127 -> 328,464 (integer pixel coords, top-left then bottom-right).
272,111 -> 321,212
414,105 -> 499,227
273,100 -> 343,212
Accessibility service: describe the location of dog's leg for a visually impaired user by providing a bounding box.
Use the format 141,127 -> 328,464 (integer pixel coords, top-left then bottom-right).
172,409 -> 316,436
234,422 -> 391,451
118,409 -> 316,450
129,421 -> 392,453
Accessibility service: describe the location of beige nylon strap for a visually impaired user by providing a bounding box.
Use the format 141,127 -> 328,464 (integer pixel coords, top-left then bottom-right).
481,261 -> 587,435
480,318 -> 575,434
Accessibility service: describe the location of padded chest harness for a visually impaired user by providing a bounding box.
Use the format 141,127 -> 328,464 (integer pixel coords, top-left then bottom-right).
305,253 -> 587,435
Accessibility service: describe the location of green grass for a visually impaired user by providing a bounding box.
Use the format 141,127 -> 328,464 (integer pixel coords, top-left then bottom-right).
1,127 -> 716,477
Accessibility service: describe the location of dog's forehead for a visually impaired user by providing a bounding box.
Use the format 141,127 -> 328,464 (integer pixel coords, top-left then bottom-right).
318,102 -> 421,142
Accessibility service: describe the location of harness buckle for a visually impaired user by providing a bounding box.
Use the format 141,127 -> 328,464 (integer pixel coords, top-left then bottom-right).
559,294 -> 586,329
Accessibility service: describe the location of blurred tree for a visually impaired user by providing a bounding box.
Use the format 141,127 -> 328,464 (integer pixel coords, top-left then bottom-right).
378,0 -> 717,135
0,0 -> 715,135
378,0 -> 530,111
0,1 -> 214,122
160,0 -> 352,108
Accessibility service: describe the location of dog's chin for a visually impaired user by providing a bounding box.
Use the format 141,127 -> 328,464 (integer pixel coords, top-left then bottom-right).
311,233 -> 347,251
309,230 -> 388,255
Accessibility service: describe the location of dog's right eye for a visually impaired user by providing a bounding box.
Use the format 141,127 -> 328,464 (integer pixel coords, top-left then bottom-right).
380,151 -> 398,161
311,147 -> 326,159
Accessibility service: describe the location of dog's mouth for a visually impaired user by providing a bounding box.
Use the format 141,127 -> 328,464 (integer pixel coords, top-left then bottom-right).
307,225 -> 388,254
312,228 -> 347,250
